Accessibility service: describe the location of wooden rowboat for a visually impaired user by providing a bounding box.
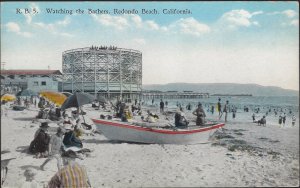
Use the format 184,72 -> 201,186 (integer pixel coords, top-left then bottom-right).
91,118 -> 225,144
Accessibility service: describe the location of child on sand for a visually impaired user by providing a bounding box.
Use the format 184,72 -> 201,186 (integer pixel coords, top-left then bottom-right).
40,127 -> 64,171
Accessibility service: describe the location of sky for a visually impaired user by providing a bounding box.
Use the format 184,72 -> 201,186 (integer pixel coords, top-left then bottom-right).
1,1 -> 299,91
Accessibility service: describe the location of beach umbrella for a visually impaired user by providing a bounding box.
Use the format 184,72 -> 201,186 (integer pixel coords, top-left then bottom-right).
61,92 -> 96,111
16,89 -> 38,97
1,94 -> 16,102
39,91 -> 67,106
61,92 -> 73,97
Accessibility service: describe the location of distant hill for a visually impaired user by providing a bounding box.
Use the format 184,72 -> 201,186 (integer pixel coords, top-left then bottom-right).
142,83 -> 299,96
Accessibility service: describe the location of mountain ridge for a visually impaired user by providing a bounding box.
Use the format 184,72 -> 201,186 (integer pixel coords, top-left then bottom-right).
142,83 -> 298,96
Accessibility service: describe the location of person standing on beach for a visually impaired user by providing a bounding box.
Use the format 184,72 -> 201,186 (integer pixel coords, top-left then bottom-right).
223,100 -> 229,122
252,113 -> 256,122
152,98 -> 154,105
217,98 -> 222,116
232,107 -> 236,119
279,115 -> 283,126
292,115 -> 296,126
160,99 -> 165,113
193,103 -> 206,126
211,105 -> 214,114
282,113 -> 286,125
135,98 -> 137,106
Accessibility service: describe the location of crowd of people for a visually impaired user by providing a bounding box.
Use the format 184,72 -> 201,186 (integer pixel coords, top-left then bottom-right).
26,111 -> 92,187
145,97 -> 298,128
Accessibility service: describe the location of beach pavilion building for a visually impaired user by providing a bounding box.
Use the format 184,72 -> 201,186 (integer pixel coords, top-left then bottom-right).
62,46 -> 143,100
0,69 -> 63,94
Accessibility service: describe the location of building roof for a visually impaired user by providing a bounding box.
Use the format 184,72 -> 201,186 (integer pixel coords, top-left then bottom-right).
1,69 -> 62,75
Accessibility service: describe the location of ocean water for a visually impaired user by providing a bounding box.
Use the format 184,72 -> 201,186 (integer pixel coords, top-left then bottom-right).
143,96 -> 299,126
145,96 -> 299,110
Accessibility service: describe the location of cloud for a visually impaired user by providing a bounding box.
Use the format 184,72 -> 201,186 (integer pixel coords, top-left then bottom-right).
33,16 -> 73,37
219,9 -> 262,29
91,14 -> 129,30
56,17 -> 71,26
252,11 -> 264,16
133,38 -> 146,45
290,19 -> 299,26
282,10 -> 297,18
24,3 -> 41,24
19,3 -> 73,37
168,17 -> 210,36
268,9 -> 298,18
91,14 -> 210,37
6,22 -> 32,37
145,20 -> 160,30
130,15 -> 142,28
91,14 -> 160,31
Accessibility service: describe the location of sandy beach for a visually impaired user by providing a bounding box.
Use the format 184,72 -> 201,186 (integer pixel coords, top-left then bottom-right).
1,102 -> 299,187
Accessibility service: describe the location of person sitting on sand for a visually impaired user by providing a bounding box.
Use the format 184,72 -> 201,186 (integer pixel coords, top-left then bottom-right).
63,125 -> 83,148
40,127 -> 65,171
257,116 -> 266,126
193,103 -> 206,126
28,122 -> 51,158
174,108 -> 189,128
47,153 -> 91,188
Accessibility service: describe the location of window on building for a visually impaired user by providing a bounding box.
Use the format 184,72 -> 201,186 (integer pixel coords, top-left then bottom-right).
41,81 -> 46,86
33,81 -> 39,86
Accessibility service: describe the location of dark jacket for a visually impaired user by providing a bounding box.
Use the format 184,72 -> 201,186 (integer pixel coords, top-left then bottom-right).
29,130 -> 50,154
63,131 -> 83,148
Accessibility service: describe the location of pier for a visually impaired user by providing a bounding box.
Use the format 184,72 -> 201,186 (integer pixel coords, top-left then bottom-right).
142,91 -> 209,100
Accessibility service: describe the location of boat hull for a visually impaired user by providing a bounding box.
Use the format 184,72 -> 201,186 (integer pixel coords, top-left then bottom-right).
92,119 -> 225,144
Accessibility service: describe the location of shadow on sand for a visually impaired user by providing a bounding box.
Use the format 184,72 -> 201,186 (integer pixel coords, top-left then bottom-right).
83,139 -> 123,144
20,165 -> 41,171
13,117 -> 35,121
16,146 -> 29,154
82,138 -> 150,145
